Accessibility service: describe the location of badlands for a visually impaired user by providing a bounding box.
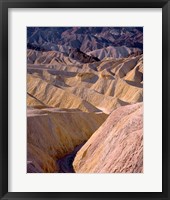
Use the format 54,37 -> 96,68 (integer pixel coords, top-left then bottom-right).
27,27 -> 143,173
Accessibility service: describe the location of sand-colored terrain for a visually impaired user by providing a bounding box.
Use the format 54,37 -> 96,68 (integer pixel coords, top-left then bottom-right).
73,103 -> 143,173
27,27 -> 143,173
27,108 -> 107,172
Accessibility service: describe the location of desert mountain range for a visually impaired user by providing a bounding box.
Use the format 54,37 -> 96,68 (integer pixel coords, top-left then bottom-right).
27,27 -> 143,173
27,27 -> 142,56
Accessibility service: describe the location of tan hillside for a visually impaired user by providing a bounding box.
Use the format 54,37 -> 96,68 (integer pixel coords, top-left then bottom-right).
27,52 -> 143,114
73,103 -> 143,173
27,49 -> 80,65
27,74 -> 101,112
27,27 -> 143,174
27,108 -> 107,172
87,46 -> 141,60
27,93 -> 48,109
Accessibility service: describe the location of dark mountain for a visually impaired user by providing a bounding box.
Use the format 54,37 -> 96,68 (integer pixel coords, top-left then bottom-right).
27,27 -> 143,54
69,48 -> 100,63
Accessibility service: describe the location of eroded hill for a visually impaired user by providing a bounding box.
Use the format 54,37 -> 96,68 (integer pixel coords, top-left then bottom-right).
73,103 -> 143,173
27,27 -> 143,173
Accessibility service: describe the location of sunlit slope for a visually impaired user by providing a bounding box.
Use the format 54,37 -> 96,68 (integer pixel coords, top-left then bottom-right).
73,103 -> 143,173
27,74 -> 101,112
27,50 -> 143,114
27,108 -> 107,172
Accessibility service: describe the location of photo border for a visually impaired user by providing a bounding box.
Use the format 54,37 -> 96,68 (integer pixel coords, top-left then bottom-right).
0,0 -> 170,199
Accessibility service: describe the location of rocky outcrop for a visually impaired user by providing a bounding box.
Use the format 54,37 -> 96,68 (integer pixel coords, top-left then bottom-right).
69,48 -> 100,63
73,103 -> 143,173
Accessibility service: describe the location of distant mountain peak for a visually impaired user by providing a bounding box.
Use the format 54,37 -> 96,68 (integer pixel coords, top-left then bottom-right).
27,27 -> 143,59
69,48 -> 100,63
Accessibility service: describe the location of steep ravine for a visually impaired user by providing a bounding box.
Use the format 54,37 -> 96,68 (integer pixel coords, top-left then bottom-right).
57,143 -> 85,173
27,108 -> 107,173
